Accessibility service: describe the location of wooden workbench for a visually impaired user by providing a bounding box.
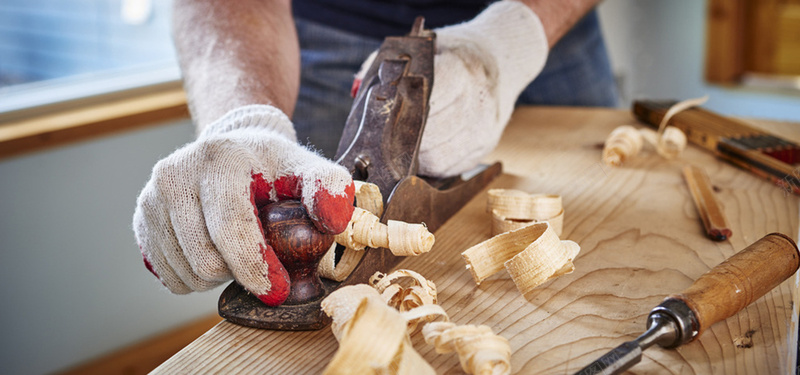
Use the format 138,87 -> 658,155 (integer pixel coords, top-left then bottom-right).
154,107 -> 800,374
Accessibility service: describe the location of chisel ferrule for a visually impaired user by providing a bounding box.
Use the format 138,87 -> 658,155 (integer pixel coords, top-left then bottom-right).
649,298 -> 698,348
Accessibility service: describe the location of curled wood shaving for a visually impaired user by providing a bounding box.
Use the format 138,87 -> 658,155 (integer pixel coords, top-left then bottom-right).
318,181 -> 382,281
640,126 -> 687,160
602,125 -> 644,167
388,221 -> 435,256
370,269 -> 438,309
334,207 -> 435,256
334,207 -> 383,250
603,125 -> 688,165
318,242 -> 364,282
371,270 -> 443,330
322,271 -> 512,375
655,95 -> 708,141
399,305 -> 449,330
373,271 -> 510,374
354,180 -> 384,216
423,322 -> 511,375
322,296 -> 435,375
602,96 -> 706,166
321,285 -> 385,341
461,222 -> 580,298
487,189 -> 563,236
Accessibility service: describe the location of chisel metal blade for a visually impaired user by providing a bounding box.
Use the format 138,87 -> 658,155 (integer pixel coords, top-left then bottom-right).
574,313 -> 678,375
574,341 -> 641,375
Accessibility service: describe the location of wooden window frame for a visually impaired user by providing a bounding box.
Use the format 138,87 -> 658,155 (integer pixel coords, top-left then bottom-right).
706,0 -> 800,89
0,73 -> 189,160
705,0 -> 747,83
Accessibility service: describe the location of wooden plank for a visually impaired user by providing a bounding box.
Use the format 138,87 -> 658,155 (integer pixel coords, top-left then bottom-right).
56,314 -> 223,375
154,107 -> 800,374
0,87 -> 189,160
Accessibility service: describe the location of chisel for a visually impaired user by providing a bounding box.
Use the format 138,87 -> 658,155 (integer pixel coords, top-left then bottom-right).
575,233 -> 799,374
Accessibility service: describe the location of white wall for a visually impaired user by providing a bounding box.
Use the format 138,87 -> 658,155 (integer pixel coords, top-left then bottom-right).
598,0 -> 800,122
0,119 -> 219,375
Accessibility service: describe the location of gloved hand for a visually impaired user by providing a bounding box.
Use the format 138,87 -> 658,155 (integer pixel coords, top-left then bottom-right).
133,105 -> 355,306
355,1 -> 549,177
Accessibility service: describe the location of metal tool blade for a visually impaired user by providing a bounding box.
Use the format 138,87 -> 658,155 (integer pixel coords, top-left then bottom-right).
574,313 -> 679,375
335,17 -> 435,201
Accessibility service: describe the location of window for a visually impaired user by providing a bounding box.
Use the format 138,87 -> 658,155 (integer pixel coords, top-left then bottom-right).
0,0 -> 179,117
706,0 -> 800,90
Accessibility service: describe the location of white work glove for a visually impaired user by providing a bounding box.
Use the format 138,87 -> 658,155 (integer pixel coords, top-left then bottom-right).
133,105 -> 355,306
356,1 -> 549,177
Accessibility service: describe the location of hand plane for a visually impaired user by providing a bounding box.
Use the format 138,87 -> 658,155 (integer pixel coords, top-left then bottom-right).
218,17 -> 502,330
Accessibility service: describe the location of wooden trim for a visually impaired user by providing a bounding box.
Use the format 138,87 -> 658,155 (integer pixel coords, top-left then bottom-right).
0,87 -> 189,160
705,0 -> 746,83
55,314 -> 223,375
745,0 -> 780,75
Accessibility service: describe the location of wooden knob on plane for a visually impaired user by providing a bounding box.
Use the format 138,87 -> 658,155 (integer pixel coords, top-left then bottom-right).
260,200 -> 334,305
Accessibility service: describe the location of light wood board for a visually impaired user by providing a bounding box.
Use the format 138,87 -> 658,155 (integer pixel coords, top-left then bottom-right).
154,107 -> 800,374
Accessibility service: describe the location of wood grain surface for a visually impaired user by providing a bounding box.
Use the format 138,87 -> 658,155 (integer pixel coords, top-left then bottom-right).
153,107 -> 800,374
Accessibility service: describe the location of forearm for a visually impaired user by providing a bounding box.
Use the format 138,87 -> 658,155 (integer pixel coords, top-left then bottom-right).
173,0 -> 300,130
519,0 -> 602,47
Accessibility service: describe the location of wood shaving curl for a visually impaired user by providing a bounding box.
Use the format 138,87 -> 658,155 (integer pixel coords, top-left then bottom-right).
602,95 -> 707,166
333,208 -> 435,256
653,95 -> 708,158
322,270 -> 512,375
322,296 -> 435,375
462,222 -> 580,299
321,284 -> 384,341
370,270 -> 443,330
334,207 -> 384,250
423,322 -> 511,375
370,269 -> 438,310
487,189 -> 563,236
318,182 -> 434,281
602,125 -> 644,167
354,180 -> 384,216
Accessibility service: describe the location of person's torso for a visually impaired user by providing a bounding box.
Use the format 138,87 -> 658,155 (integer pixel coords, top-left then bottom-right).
293,0 -> 491,39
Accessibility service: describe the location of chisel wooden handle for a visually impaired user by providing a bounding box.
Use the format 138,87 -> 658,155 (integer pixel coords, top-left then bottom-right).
668,233 -> 799,339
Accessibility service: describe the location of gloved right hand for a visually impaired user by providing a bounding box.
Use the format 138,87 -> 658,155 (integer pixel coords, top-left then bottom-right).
352,1 -> 548,178
133,105 -> 355,306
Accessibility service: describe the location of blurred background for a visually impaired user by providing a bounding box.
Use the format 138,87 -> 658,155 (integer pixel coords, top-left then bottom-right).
0,0 -> 798,374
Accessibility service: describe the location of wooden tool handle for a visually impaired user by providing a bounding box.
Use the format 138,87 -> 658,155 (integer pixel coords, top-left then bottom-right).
670,233 -> 799,338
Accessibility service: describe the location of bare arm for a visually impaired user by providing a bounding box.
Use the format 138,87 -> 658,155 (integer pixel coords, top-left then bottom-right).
173,0 -> 300,130
520,0 -> 602,47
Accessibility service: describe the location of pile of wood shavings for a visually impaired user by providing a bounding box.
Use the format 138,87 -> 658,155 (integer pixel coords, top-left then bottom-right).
318,182 -> 435,282
321,270 -> 512,375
